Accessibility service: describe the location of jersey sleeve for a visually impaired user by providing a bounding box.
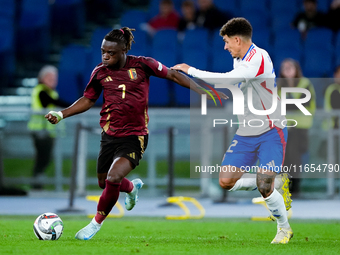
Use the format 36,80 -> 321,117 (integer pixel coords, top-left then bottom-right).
188,52 -> 264,85
140,57 -> 168,78
188,67 -> 245,85
83,69 -> 102,100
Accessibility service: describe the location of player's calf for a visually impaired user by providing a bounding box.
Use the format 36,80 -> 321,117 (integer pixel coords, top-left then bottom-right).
257,172 -> 276,198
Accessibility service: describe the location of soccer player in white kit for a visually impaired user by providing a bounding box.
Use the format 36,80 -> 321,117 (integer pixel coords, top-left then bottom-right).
172,17 -> 293,244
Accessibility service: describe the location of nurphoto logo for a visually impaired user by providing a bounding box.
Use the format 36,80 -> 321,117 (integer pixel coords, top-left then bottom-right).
201,84 -> 312,116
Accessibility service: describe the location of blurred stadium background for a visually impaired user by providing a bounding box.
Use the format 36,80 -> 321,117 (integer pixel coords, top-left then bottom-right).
0,0 -> 339,205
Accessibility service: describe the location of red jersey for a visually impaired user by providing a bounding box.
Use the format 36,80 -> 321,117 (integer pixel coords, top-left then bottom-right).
84,56 -> 168,137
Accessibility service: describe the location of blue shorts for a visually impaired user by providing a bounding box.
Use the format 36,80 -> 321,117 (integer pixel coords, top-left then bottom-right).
221,127 -> 287,173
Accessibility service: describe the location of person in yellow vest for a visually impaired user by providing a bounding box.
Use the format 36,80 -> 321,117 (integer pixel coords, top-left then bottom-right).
324,65 -> 340,128
277,58 -> 316,197
27,65 -> 69,189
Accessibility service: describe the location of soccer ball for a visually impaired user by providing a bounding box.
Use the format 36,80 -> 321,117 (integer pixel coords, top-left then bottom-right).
33,212 -> 64,240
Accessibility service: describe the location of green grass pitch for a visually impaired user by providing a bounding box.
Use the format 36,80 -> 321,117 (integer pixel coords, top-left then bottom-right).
0,216 -> 339,255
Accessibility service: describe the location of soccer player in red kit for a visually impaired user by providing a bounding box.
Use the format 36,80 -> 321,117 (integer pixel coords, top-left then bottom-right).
45,27 -> 227,240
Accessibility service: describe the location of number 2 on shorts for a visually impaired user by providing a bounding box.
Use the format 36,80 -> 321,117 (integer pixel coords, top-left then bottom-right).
227,140 -> 238,153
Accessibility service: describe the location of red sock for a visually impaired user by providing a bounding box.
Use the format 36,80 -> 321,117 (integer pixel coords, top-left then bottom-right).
95,180 -> 120,224
98,180 -> 106,189
120,178 -> 133,193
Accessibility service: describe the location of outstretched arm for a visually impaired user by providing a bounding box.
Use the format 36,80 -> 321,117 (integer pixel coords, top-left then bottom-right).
45,96 -> 96,124
165,69 -> 228,100
171,63 -> 246,85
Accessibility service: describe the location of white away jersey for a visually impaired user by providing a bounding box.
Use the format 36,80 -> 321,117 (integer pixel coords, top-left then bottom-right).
188,43 -> 286,136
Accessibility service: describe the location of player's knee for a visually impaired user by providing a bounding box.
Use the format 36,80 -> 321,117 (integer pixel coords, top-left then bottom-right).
219,178 -> 236,190
106,172 -> 124,184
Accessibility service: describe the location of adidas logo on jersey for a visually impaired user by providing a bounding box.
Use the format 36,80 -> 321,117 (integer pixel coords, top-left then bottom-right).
266,160 -> 276,168
104,76 -> 113,82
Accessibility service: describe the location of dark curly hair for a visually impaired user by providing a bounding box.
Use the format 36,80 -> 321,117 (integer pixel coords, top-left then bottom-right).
220,17 -> 252,40
104,27 -> 135,52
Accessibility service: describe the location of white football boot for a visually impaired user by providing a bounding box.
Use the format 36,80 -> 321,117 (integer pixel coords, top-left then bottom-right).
271,227 -> 294,244
75,218 -> 102,240
125,178 -> 144,211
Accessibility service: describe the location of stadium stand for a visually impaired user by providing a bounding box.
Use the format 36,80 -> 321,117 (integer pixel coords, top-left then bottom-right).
336,31 -> 340,66
16,0 -> 51,63
174,82 -> 190,106
149,29 -> 180,106
148,0 -> 182,19
303,48 -> 333,78
181,28 -> 209,70
270,10 -> 297,32
127,29 -> 149,57
149,76 -> 171,106
211,29 -> 233,73
273,47 -> 302,75
51,0 -> 86,41
57,44 -> 92,104
89,27 -> 112,70
272,29 -> 302,72
214,0 -> 238,16
251,28 -> 272,56
270,0 -> 299,12
120,9 -> 148,29
304,27 -> 334,50
178,28 -> 209,105
151,29 -> 179,67
302,27 -> 334,77
240,0 -> 268,13
2,0 -> 340,108
242,11 -> 270,33
317,0 -> 332,13
0,0 -> 16,89
272,28 -> 302,50
0,0 -> 16,22
85,0 -> 121,25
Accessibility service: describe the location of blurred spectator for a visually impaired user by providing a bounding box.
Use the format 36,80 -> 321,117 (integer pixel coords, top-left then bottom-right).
195,0 -> 232,31
324,65 -> 340,128
141,0 -> 180,36
27,65 -> 68,190
178,0 -> 197,32
277,59 -> 316,197
325,0 -> 340,31
292,0 -> 327,37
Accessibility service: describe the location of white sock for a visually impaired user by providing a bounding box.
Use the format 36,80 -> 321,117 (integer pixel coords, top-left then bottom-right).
274,174 -> 282,189
92,217 -> 102,227
229,173 -> 257,191
264,189 -> 290,229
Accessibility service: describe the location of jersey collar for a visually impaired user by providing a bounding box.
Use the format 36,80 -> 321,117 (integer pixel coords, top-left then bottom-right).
242,43 -> 255,61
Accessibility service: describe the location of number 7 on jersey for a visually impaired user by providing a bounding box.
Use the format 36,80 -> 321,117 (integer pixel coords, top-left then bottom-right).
118,84 -> 126,99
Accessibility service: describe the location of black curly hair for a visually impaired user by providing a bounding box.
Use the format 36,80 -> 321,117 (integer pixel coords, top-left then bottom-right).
220,17 -> 252,40
104,27 -> 135,52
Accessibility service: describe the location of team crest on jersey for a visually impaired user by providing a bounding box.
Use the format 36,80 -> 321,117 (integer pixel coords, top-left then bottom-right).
127,68 -> 138,80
